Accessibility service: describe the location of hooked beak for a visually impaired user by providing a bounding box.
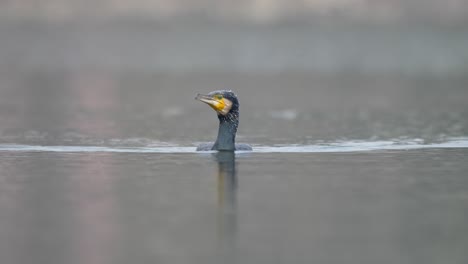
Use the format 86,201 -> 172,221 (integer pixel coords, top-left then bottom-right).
195,93 -> 217,105
195,93 -> 225,113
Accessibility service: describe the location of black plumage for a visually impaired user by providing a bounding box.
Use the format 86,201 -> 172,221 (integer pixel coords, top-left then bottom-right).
195,90 -> 252,151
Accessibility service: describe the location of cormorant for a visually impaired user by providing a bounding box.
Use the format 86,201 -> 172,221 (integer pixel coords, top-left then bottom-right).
195,90 -> 252,151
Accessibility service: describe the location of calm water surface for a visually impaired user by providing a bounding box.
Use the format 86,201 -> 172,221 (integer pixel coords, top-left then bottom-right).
0,21 -> 468,264
0,150 -> 467,264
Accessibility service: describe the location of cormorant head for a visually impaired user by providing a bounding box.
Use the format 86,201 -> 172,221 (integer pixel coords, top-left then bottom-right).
195,90 -> 239,118
195,90 -> 251,151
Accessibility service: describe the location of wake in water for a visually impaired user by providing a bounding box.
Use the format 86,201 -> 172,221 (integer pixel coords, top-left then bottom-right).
0,138 -> 467,153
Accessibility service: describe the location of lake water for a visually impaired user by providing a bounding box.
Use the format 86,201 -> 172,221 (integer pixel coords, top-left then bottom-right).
0,21 -> 468,264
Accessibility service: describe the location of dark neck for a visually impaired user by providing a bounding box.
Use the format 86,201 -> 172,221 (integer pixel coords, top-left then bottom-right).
213,112 -> 239,151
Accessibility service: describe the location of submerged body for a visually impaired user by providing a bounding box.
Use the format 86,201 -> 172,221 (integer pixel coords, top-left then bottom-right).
195,90 -> 252,151
196,143 -> 252,151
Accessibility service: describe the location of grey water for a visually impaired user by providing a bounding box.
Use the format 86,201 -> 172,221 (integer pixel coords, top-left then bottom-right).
1,21 -> 468,264
1,149 -> 468,264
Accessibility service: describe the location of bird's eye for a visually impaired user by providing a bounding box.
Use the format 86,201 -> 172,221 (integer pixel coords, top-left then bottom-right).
216,95 -> 223,100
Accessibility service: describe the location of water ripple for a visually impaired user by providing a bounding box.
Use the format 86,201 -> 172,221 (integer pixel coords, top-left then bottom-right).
0,138 -> 467,153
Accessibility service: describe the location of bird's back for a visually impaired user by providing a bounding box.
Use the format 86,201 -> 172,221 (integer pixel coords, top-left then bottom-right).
196,143 -> 215,151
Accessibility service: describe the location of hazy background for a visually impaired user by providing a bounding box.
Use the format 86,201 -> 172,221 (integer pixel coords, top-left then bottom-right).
1,0 -> 468,24
1,2 -> 468,264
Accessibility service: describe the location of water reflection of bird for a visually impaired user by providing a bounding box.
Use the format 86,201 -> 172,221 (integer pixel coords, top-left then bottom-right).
214,151 -> 238,263
195,90 -> 252,151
